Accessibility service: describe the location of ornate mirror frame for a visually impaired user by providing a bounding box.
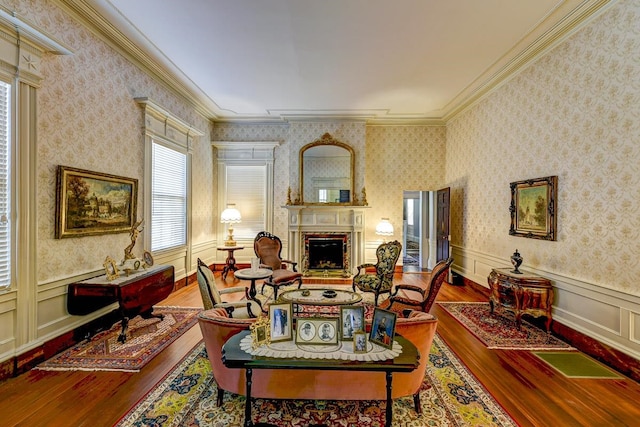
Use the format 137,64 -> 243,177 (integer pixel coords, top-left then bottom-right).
299,133 -> 355,205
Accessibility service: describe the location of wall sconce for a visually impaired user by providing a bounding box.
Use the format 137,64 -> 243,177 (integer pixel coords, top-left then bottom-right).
220,204 -> 242,247
375,218 -> 394,242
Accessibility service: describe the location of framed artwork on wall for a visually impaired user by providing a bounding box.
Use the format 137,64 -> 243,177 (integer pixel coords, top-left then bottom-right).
55,166 -> 138,239
509,175 -> 557,241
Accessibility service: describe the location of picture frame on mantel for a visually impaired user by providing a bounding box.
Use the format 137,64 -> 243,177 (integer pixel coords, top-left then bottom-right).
509,175 -> 557,241
55,166 -> 138,239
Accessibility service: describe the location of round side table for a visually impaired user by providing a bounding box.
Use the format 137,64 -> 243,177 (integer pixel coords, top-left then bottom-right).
217,246 -> 244,280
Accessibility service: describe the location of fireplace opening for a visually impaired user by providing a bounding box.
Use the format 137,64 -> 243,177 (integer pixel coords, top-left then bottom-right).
303,233 -> 350,276
308,238 -> 344,270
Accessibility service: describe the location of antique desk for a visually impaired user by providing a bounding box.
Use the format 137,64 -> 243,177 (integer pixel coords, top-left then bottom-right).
487,267 -> 554,332
222,330 -> 419,427
67,265 -> 175,342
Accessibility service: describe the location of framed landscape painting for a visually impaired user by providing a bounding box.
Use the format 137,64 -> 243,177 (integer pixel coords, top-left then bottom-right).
509,176 -> 557,241
55,166 -> 138,239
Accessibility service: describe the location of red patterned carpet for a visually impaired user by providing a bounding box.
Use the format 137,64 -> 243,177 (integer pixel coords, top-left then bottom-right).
437,302 -> 574,350
35,306 -> 200,372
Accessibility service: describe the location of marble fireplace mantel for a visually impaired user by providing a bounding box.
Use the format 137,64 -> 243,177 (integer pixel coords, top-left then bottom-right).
283,205 -> 369,276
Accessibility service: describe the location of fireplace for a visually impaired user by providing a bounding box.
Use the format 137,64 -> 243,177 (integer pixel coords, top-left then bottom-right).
283,205 -> 367,278
303,233 -> 350,277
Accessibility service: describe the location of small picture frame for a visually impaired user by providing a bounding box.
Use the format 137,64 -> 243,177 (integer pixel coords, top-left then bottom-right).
250,316 -> 271,349
340,305 -> 365,341
103,256 -> 119,281
295,317 -> 339,345
143,250 -> 154,267
269,303 -> 293,342
369,307 -> 397,349
353,330 -> 367,353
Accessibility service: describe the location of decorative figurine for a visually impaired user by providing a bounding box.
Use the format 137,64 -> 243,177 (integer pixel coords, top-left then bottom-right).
286,187 -> 292,205
361,187 -> 368,206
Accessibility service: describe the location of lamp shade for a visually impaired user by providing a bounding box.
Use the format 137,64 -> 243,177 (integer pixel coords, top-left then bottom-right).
220,204 -> 242,223
375,218 -> 394,236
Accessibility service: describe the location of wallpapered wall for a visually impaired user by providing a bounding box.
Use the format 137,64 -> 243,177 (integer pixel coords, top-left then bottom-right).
446,0 -> 640,296
11,0 -> 214,284
212,122 -> 447,246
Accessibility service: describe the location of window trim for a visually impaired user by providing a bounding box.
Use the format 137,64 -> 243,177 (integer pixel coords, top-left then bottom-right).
212,141 -> 279,246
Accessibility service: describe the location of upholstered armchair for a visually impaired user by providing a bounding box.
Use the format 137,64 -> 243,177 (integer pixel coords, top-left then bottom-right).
196,258 -> 262,318
253,231 -> 303,300
352,240 -> 402,306
387,257 -> 453,313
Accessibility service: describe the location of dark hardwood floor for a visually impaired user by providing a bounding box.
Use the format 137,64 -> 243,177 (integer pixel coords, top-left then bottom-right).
0,270 -> 638,426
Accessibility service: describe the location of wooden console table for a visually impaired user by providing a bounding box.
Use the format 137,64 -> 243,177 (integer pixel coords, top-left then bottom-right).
67,265 -> 175,342
487,267 -> 554,332
222,330 -> 419,427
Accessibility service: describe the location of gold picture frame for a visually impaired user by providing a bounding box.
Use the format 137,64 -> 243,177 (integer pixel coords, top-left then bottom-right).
295,317 -> 339,345
353,330 -> 367,353
509,176 -> 557,241
269,303 -> 293,342
250,316 -> 271,349
55,166 -> 138,239
103,256 -> 120,281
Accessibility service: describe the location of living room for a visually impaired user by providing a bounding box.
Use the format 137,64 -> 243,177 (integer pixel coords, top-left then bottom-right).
0,0 -> 639,425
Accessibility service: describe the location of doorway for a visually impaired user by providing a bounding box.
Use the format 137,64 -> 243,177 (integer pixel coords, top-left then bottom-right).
402,188 -> 450,272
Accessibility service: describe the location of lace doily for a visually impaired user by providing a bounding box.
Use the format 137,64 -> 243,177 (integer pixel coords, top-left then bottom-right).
239,334 -> 402,362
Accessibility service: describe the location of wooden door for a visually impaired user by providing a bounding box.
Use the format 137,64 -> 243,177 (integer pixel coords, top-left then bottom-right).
436,187 -> 450,262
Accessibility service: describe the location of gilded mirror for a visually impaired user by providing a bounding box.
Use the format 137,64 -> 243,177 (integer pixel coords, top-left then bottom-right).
300,133 -> 354,204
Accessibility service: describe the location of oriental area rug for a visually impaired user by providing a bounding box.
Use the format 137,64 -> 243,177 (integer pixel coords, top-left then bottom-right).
116,335 -> 517,427
437,302 -> 574,351
35,306 -> 200,372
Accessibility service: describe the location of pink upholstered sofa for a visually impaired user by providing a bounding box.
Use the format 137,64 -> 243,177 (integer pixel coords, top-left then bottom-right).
197,307 -> 438,412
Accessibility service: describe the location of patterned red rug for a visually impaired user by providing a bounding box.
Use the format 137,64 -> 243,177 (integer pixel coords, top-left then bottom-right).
437,302 -> 574,350
35,306 -> 200,372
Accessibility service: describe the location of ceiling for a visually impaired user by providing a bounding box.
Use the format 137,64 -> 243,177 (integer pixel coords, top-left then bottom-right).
75,0 -> 605,124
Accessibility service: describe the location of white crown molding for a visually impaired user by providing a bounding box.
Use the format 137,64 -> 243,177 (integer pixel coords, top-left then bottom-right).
442,0 -> 616,122
56,0 -> 615,125
55,0 -> 220,120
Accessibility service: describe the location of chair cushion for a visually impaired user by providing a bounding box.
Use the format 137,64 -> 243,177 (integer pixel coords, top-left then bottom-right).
353,273 -> 380,291
270,269 -> 302,284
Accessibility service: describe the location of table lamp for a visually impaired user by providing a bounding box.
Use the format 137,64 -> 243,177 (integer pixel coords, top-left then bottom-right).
375,218 -> 394,242
221,204 -> 241,246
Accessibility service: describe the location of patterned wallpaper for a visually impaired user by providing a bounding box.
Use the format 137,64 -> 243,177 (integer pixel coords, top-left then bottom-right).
365,126 -> 447,238
11,0 -> 213,282
446,0 -> 640,295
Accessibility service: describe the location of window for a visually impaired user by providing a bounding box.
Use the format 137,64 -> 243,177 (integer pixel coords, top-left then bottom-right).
213,141 -> 278,244
151,141 -> 187,251
225,165 -> 266,239
0,81 -> 9,288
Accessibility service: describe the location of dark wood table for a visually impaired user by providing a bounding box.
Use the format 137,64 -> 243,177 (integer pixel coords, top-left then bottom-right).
222,330 -> 419,427
67,265 -> 174,342
217,245 -> 244,280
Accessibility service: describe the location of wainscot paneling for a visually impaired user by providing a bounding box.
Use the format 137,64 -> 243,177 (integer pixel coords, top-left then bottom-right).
451,245 -> 640,361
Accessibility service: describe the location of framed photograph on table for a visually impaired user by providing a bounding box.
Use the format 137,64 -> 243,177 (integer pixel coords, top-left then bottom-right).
340,305 -> 365,341
509,175 -> 557,241
250,316 -> 271,349
295,317 -> 339,345
269,303 -> 292,342
370,308 -> 397,349
353,330 -> 367,353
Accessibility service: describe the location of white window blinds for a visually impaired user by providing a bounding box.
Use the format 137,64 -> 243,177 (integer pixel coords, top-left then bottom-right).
0,81 -> 9,288
151,141 -> 187,251
226,165 -> 266,239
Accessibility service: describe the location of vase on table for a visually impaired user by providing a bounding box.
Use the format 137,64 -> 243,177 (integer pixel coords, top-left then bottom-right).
510,250 -> 523,274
